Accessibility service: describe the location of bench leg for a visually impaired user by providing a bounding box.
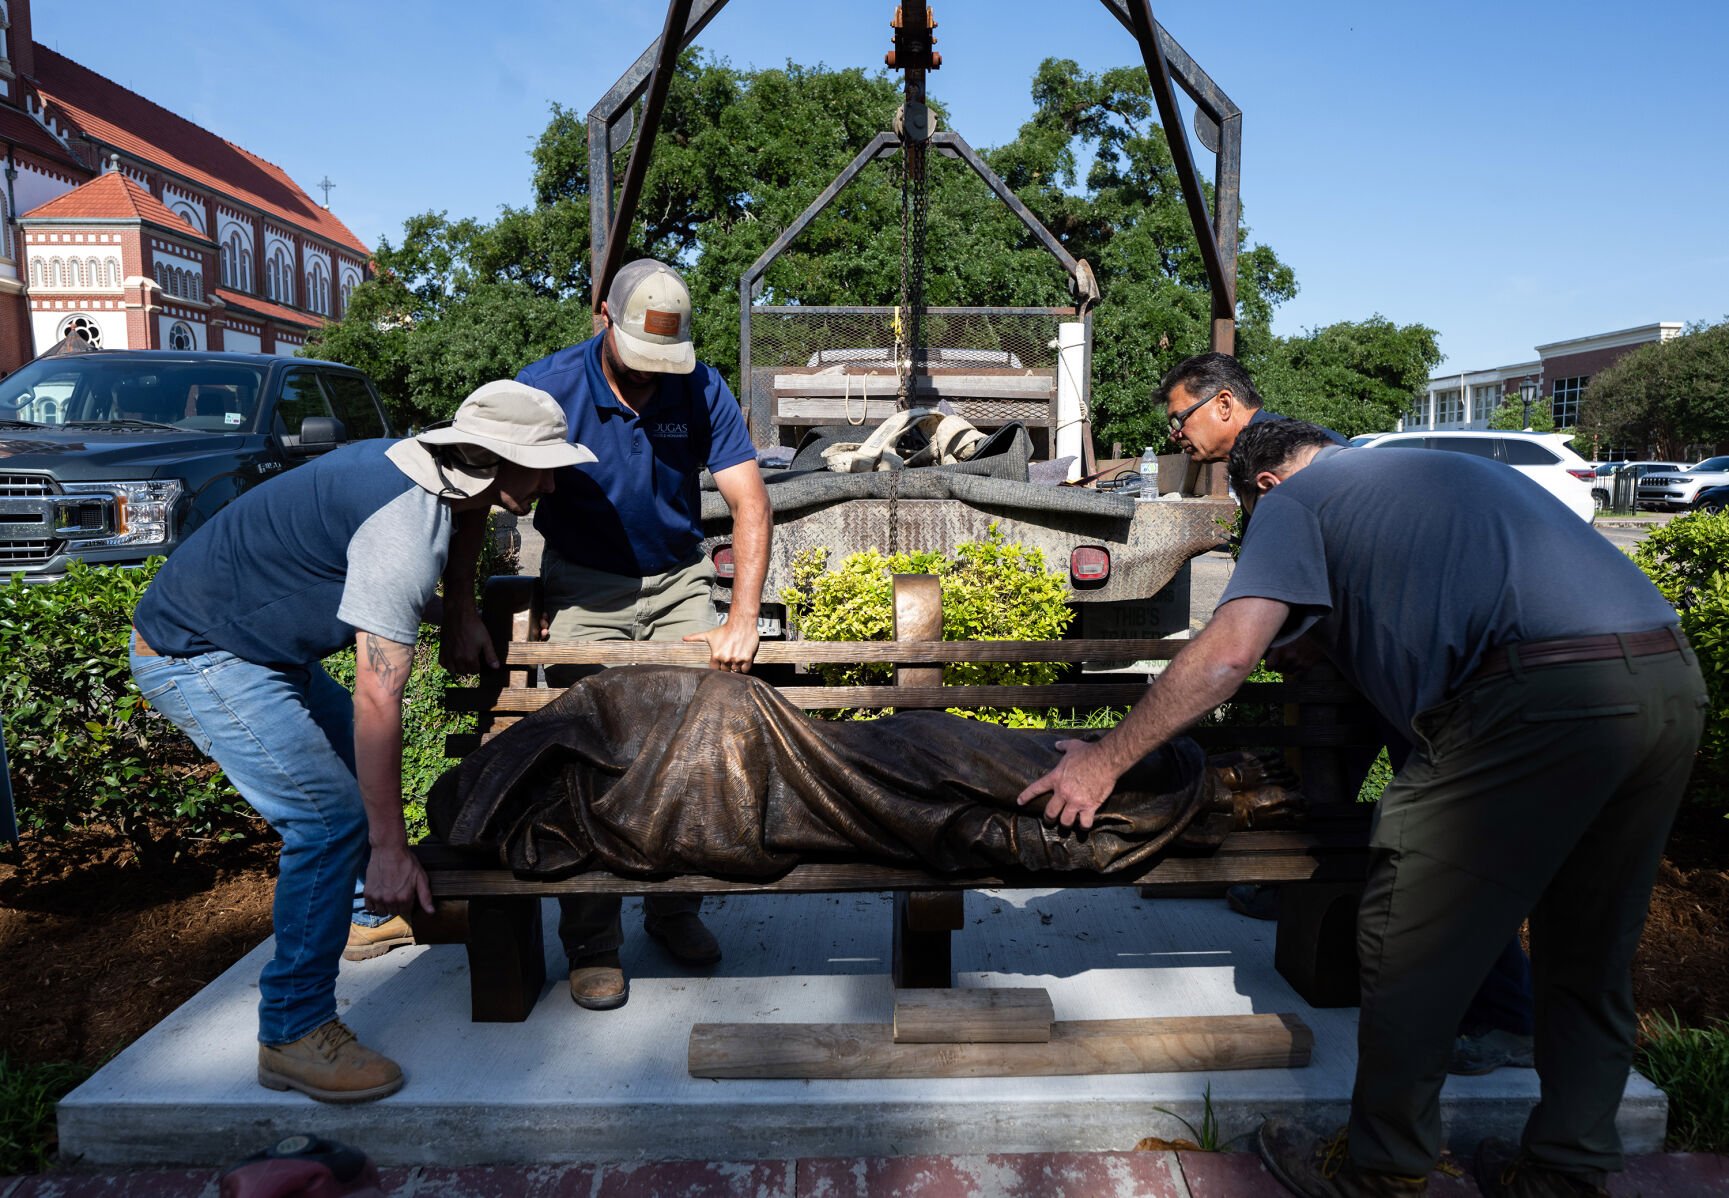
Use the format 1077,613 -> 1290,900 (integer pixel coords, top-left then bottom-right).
464,895 -> 547,1022
1274,882 -> 1362,1008
892,890 -> 963,989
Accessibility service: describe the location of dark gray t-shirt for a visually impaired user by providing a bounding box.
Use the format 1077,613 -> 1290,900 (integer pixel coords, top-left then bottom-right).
1217,447 -> 1677,733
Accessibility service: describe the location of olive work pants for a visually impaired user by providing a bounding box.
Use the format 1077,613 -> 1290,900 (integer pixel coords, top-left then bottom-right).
540,546 -> 721,960
1348,642 -> 1706,1178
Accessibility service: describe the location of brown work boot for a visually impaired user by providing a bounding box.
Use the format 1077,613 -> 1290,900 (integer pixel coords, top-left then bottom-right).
1258,1119 -> 1429,1196
569,950 -> 629,1010
1473,1138 -> 1609,1197
644,911 -> 722,965
258,1019 -> 403,1103
343,915 -> 414,961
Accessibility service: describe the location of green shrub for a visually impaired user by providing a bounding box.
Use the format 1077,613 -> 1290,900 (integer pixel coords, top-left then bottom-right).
0,1056 -> 92,1174
780,529 -> 1073,725
1638,1011 -> 1729,1151
324,634 -> 471,842
0,560 -> 251,865
1632,511 -> 1729,801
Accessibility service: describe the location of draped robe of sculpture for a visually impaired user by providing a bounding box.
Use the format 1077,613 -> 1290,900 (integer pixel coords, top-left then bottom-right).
427,665 -> 1299,879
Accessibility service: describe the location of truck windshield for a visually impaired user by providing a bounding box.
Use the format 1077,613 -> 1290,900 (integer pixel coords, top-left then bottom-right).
0,358 -> 267,432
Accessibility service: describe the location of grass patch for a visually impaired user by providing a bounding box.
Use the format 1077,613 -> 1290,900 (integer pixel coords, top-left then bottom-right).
1638,1011 -> 1729,1151
0,1056 -> 93,1174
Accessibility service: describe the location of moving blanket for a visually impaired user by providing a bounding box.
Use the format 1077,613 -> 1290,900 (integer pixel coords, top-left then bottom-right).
427,665 -> 1286,880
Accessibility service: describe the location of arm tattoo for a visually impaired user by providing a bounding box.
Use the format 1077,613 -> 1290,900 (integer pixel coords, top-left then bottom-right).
360,633 -> 413,697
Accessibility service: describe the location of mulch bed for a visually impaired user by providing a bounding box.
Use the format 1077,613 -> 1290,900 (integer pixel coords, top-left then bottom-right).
1,807 -> 1725,1071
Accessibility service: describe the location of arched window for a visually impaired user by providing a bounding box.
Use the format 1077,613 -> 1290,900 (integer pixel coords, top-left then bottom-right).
340,274 -> 355,314
168,321 -> 194,351
191,271 -> 201,302
82,258 -> 95,288
219,243 -> 231,288
107,260 -> 120,287
172,202 -> 200,233
272,246 -> 294,306
240,248 -> 252,292
28,258 -> 40,286
58,313 -> 102,349
49,256 -> 64,287
265,257 -> 278,301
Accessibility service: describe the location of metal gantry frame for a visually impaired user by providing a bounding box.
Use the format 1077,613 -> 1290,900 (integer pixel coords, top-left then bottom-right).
586,0 -> 1244,346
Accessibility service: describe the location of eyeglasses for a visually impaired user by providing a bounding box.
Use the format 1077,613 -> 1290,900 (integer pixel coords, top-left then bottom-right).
1167,389 -> 1224,436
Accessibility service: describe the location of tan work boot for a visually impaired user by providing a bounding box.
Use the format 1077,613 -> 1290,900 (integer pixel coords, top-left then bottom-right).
258,1019 -> 404,1103
1258,1119 -> 1429,1196
569,950 -> 629,1010
343,915 -> 415,961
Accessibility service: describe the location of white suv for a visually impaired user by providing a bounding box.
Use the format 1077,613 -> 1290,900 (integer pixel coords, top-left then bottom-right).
1636,456 -> 1729,510
1361,431 -> 1596,522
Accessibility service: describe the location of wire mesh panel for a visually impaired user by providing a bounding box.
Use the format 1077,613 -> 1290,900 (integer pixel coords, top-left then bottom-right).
746,306 -> 1076,450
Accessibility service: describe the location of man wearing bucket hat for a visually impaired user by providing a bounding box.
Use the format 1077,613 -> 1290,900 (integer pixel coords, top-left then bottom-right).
443,258 -> 771,1012
130,380 -> 591,1102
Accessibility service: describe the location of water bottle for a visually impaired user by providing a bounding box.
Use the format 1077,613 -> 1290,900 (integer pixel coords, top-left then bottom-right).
1138,446 -> 1158,494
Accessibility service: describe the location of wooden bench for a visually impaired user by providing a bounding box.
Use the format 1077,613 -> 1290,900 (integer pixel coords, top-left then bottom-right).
413,574 -> 1380,1022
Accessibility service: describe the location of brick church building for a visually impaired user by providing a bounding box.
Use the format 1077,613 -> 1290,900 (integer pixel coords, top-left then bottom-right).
0,0 -> 368,372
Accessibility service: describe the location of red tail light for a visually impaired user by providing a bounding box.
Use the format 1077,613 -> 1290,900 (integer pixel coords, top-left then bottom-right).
1070,546 -> 1110,585
712,544 -> 735,579
1566,468 -> 1595,482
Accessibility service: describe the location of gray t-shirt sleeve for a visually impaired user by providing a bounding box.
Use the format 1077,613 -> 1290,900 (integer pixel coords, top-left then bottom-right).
337,489 -> 452,644
1216,491 -> 1333,645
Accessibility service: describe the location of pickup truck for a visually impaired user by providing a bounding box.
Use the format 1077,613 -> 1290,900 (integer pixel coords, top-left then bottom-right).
0,350 -> 393,583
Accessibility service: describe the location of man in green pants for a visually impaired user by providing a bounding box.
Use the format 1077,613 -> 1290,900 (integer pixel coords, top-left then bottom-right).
1017,419 -> 1703,1198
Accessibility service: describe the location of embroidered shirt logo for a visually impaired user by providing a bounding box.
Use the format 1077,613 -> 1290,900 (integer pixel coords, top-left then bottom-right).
648,421 -> 689,439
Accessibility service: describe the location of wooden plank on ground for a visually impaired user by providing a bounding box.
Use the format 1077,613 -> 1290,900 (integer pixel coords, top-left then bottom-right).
892,988 -> 1054,1044
688,1013 -> 1312,1078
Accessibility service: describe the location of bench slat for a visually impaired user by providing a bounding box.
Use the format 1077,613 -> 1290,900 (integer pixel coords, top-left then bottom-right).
502,639 -> 1187,666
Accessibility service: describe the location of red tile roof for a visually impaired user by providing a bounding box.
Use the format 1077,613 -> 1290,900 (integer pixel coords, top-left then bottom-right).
22,170 -> 206,238
0,103 -> 84,169
214,287 -> 323,331
31,45 -> 369,257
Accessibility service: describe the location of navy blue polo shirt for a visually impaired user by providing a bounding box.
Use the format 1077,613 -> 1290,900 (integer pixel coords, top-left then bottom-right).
521,333 -> 756,577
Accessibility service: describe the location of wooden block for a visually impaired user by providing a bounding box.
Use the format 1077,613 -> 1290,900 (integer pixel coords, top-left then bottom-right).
892,987 -> 1054,1044
688,1013 -> 1313,1079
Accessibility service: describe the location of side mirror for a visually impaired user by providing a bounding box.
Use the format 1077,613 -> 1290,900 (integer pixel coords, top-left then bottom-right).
295,415 -> 348,454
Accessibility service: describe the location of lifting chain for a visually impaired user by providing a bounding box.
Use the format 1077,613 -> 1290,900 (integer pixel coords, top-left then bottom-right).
896,132 -> 928,411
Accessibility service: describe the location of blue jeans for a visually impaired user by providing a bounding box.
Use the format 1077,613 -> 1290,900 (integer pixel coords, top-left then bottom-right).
130,639 -> 365,1045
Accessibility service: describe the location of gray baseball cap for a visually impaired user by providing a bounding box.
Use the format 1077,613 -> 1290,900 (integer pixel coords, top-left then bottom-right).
606,259 -> 695,375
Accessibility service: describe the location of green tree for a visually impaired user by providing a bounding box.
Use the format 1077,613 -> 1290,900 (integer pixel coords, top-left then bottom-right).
309,53 -> 1431,448
1248,316 -> 1442,438
1580,318 -> 1729,458
1487,390 -> 1556,433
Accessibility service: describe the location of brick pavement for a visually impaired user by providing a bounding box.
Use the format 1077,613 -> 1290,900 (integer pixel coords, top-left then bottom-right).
4,1150 -> 1727,1196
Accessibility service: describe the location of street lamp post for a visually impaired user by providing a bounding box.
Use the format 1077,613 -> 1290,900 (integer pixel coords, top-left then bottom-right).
1519,378 -> 1539,430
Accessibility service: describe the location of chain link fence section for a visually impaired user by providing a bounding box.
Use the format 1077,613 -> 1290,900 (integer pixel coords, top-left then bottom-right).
744,306 -> 1076,451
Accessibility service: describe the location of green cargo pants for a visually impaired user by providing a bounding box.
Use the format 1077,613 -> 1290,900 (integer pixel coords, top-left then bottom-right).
540,546 -> 721,957
1348,640 -> 1706,1177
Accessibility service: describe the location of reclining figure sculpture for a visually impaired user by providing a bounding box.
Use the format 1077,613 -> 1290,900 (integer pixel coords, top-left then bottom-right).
427,665 -> 1302,879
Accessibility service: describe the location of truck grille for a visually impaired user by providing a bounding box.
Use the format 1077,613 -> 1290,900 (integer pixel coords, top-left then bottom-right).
0,473 -> 59,567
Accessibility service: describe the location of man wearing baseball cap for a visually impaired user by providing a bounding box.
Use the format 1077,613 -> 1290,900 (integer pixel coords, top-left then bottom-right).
130,380 -> 590,1102
444,258 -> 771,1012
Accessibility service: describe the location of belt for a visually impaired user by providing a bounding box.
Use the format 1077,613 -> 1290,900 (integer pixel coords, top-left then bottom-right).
1475,627 -> 1685,678
131,627 -> 161,657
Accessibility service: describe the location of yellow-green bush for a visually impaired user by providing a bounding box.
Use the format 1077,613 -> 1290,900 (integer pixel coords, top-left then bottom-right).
780,528 -> 1073,725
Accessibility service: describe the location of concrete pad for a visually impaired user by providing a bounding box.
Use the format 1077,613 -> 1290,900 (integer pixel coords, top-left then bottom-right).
56,890 -> 1666,1168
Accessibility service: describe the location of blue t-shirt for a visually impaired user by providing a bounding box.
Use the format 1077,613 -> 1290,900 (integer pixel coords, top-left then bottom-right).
1217,447 -> 1677,733
134,439 -> 450,668
520,333 -> 756,576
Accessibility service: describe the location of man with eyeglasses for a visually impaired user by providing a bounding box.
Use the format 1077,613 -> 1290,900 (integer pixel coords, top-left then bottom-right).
1159,350 -> 1538,1081
1158,351 -> 1341,463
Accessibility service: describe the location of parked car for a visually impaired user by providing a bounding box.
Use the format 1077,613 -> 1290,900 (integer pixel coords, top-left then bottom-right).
1636,455 -> 1729,511
1691,484 -> 1729,515
0,350 -> 393,583
1360,430 -> 1596,522
1589,460 -> 1686,513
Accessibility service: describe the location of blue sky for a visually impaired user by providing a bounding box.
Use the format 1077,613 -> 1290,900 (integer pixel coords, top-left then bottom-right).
42,2 -> 1729,373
